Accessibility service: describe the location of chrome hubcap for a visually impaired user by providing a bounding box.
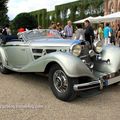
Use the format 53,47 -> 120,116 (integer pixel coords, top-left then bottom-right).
53,70 -> 68,93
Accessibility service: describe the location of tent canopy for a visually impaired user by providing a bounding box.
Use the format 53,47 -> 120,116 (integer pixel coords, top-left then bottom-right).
97,12 -> 120,22
74,16 -> 94,24
74,12 -> 120,24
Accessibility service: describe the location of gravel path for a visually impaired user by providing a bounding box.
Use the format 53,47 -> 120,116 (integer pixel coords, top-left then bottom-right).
0,73 -> 120,120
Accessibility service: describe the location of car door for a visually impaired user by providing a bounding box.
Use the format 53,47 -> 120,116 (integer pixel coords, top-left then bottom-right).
4,40 -> 31,68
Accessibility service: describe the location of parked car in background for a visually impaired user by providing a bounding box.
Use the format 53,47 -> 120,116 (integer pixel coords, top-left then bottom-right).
0,29 -> 120,101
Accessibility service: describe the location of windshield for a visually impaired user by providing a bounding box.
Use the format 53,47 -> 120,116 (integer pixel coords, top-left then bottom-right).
23,29 -> 62,41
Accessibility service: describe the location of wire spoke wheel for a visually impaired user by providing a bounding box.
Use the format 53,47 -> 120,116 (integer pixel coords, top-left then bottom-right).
53,70 -> 68,93
49,64 -> 78,101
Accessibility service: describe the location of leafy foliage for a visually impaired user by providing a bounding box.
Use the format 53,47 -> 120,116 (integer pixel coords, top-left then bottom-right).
31,9 -> 47,28
12,13 -> 38,32
55,0 -> 104,26
30,0 -> 104,28
0,0 -> 9,27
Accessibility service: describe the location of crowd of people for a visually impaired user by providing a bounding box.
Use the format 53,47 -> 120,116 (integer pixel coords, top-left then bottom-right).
47,20 -> 120,47
0,20 -> 120,47
75,20 -> 120,47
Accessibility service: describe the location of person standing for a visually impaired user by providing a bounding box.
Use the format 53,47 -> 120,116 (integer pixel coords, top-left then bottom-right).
0,28 -> 2,43
0,28 -> 2,35
56,22 -> 63,32
64,20 -> 73,39
103,23 -> 112,45
110,25 -> 116,45
5,24 -> 11,35
98,24 -> 103,41
2,27 -> 7,35
116,24 -> 120,46
2,24 -> 11,35
94,28 -> 98,40
49,21 -> 56,29
84,20 -> 95,45
74,24 -> 85,40
38,25 -> 42,29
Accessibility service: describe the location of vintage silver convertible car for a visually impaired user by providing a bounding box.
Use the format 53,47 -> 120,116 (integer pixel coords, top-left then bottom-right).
0,29 -> 120,101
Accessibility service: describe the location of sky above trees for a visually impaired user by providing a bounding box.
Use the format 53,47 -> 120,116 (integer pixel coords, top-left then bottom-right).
7,0 -> 78,20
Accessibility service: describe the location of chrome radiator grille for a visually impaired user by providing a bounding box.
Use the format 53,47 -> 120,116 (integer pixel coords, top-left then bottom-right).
80,45 -> 93,69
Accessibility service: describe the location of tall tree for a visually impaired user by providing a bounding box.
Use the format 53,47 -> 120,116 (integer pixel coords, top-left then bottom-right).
0,0 -> 9,27
12,13 -> 38,33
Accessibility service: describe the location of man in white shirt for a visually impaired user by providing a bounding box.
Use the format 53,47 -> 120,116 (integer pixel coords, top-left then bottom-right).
64,20 -> 73,39
74,24 -> 85,40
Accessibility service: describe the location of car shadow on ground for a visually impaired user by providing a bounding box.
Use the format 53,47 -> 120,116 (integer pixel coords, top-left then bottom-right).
73,84 -> 120,103
12,72 -> 49,87
4,72 -> 120,103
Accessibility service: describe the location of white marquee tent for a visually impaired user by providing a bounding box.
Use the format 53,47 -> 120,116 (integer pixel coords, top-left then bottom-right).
74,12 -> 120,24
97,12 -> 120,22
74,16 -> 95,23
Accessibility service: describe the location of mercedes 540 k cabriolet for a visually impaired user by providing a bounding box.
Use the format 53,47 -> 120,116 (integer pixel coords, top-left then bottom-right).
0,29 -> 120,101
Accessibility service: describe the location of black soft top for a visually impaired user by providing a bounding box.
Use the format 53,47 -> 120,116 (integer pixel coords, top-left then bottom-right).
0,35 -> 18,44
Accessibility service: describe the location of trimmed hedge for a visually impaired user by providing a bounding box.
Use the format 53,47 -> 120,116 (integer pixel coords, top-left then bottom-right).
20,0 -> 104,28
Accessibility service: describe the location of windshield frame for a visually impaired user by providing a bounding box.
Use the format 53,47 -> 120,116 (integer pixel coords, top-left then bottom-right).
22,29 -> 62,41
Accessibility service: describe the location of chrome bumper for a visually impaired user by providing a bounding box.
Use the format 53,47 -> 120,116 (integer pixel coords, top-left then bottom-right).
73,80 -> 103,91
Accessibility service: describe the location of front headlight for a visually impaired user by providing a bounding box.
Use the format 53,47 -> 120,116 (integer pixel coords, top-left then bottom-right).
93,40 -> 103,53
71,44 -> 82,57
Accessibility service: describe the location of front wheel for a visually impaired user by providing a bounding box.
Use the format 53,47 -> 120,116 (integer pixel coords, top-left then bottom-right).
49,64 -> 78,101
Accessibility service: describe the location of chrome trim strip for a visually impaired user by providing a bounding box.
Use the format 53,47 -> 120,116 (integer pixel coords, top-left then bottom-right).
73,81 -> 101,91
3,44 -> 29,47
76,81 -> 99,87
74,86 -> 100,91
80,54 -> 89,59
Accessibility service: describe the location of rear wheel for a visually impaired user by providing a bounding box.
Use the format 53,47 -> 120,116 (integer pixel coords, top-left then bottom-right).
0,61 -> 10,74
49,64 -> 78,101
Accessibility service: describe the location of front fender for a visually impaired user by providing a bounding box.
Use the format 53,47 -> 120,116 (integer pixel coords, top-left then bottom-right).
45,52 -> 95,78
94,45 -> 120,73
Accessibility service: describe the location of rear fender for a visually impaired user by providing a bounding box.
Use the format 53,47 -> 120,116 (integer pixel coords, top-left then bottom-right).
0,47 -> 7,65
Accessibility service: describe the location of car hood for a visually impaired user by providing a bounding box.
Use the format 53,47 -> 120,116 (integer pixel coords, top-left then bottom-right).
29,38 -> 80,47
